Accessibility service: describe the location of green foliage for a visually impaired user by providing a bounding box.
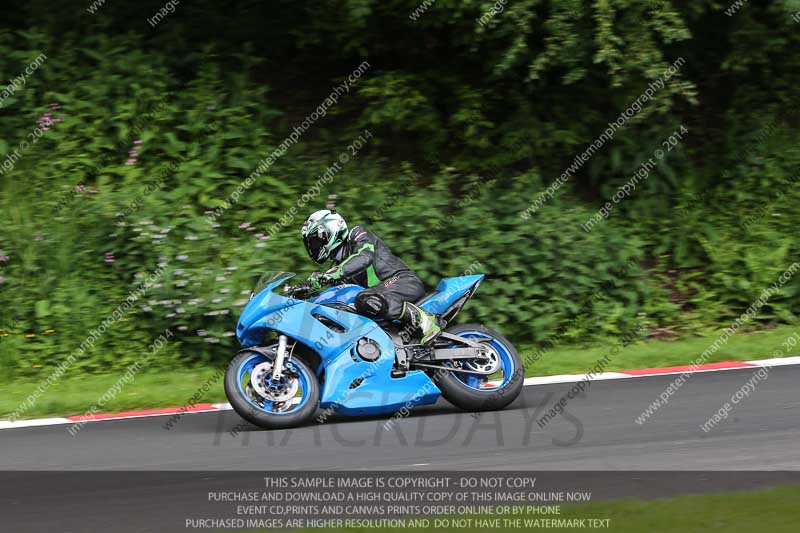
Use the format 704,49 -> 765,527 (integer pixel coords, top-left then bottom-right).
1,1 -> 799,378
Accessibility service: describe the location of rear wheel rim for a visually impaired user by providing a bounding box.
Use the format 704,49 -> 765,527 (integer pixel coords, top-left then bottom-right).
450,330 -> 515,392
236,352 -> 311,414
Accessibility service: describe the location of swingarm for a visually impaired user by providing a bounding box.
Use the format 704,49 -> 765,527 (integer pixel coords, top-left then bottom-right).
397,332 -> 494,374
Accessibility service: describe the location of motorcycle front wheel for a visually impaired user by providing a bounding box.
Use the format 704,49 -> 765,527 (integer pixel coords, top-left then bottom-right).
224,346 -> 320,430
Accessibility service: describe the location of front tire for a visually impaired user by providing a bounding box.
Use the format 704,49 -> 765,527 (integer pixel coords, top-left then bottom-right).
431,324 -> 524,412
224,347 -> 320,430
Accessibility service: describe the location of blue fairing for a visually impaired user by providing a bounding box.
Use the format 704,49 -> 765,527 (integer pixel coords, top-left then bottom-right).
419,274 -> 484,315
308,274 -> 484,315
236,275 -> 439,415
234,273 -> 484,417
311,284 -> 363,307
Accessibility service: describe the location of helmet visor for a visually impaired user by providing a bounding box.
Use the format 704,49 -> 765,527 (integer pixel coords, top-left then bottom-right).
303,231 -> 328,263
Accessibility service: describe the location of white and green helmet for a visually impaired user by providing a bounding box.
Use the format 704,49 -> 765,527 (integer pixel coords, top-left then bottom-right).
301,209 -> 348,264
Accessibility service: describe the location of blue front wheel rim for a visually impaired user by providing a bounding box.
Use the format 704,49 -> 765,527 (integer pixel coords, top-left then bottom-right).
236,352 -> 311,415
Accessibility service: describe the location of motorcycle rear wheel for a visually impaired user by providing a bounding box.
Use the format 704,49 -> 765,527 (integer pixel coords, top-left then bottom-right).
430,324 -> 524,412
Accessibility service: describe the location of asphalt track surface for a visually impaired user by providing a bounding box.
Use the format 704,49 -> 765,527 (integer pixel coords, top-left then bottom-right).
3,365 -> 800,532
2,364 -> 800,471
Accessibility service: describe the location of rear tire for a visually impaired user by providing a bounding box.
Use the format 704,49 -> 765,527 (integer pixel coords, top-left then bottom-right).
224,348 -> 320,430
431,324 -> 524,412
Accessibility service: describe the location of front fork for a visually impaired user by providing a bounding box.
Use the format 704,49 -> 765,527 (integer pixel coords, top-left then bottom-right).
272,335 -> 289,380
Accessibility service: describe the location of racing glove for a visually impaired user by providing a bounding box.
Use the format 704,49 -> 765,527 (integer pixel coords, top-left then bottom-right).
307,271 -> 324,291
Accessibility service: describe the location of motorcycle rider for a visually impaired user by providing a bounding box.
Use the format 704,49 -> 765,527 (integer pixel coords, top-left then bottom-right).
301,209 -> 441,345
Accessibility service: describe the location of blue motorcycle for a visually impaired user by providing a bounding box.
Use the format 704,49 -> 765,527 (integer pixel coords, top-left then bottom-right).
224,271 -> 523,429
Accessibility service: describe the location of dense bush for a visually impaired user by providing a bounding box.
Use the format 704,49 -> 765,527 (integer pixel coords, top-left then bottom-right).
1,1 -> 799,377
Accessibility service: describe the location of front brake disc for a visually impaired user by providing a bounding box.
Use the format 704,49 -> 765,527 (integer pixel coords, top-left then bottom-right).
250,361 -> 299,403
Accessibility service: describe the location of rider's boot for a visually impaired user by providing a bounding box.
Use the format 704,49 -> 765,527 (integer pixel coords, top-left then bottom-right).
399,302 -> 441,346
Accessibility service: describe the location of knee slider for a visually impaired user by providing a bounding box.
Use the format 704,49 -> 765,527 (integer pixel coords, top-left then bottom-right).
356,292 -> 387,318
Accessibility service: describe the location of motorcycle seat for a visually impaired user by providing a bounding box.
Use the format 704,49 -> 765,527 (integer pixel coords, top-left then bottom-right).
415,290 -> 438,306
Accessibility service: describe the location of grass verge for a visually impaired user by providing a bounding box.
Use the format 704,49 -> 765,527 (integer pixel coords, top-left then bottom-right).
0,367 -> 228,420
284,484 -> 800,532
523,324 -> 799,376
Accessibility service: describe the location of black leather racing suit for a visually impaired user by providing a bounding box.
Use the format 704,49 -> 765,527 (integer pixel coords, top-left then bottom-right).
328,226 -> 425,320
